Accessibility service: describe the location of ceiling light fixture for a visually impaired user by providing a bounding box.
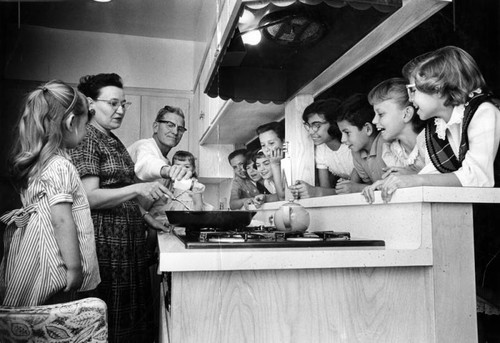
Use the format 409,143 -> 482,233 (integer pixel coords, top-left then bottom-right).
93,0 -> 112,3
241,30 -> 262,45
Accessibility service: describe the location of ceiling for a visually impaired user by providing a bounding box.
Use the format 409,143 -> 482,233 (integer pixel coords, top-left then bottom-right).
1,0 -> 216,42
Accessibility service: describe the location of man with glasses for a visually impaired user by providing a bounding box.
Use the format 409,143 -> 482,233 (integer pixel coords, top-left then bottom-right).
128,105 -> 191,183
127,105 -> 192,336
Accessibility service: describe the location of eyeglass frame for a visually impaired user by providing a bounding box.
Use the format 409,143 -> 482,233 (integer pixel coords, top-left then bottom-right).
303,120 -> 329,133
95,98 -> 132,111
156,119 -> 187,134
406,83 -> 417,99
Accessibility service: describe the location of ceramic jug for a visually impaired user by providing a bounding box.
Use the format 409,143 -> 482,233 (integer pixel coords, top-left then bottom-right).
273,199 -> 310,232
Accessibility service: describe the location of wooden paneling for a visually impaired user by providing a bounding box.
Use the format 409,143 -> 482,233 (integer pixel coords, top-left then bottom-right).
431,203 -> 477,343
170,267 -> 433,343
160,187 -> 495,342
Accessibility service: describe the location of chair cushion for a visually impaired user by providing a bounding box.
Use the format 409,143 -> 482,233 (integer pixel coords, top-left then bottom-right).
0,297 -> 107,342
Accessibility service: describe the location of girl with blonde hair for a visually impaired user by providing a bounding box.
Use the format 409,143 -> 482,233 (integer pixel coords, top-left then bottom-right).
1,80 -> 100,306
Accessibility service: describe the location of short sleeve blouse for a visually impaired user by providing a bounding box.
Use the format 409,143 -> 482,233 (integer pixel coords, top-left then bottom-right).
70,124 -> 136,188
315,143 -> 354,179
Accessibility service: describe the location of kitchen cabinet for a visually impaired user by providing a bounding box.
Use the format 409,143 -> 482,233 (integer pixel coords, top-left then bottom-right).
193,81 -> 235,182
199,99 -> 284,145
158,187 -> 500,343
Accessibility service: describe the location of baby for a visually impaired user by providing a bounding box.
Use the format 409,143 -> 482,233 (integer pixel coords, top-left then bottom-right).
168,150 -> 213,211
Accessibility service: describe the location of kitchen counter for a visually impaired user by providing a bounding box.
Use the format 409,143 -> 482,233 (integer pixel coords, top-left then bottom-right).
158,186 -> 500,343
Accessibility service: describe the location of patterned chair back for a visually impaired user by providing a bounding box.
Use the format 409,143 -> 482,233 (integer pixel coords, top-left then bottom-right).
0,297 -> 107,342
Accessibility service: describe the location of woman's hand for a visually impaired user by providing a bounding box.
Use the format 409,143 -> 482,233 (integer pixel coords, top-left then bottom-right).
64,266 -> 83,292
143,213 -> 171,233
136,181 -> 172,202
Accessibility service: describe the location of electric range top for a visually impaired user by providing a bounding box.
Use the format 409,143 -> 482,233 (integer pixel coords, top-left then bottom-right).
173,226 -> 385,249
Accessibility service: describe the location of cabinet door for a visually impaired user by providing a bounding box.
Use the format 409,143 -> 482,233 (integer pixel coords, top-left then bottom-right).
140,95 -> 190,157
113,94 -> 142,149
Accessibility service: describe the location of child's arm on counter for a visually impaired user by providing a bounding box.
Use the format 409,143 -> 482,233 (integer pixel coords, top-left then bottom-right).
336,170 -> 368,194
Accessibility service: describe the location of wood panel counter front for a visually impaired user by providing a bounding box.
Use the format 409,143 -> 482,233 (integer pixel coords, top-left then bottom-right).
158,187 -> 500,343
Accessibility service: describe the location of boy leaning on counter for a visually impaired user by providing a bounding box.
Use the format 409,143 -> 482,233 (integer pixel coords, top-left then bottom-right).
335,93 -> 387,194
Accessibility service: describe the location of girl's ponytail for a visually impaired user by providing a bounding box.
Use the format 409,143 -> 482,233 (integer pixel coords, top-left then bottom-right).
10,81 -> 87,190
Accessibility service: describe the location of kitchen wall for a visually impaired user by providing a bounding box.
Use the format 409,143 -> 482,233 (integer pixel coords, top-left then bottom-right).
5,25 -> 196,90
0,24 -> 221,214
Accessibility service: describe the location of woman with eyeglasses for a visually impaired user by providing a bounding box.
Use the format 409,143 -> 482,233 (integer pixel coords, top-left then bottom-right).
70,73 -> 169,343
289,98 -> 354,199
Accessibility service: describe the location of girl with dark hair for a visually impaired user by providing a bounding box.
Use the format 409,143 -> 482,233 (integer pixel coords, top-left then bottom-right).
256,121 -> 286,200
290,98 -> 354,198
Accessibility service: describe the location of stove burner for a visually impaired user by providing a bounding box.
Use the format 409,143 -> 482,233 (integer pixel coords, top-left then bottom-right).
209,236 -> 246,243
174,228 -> 384,249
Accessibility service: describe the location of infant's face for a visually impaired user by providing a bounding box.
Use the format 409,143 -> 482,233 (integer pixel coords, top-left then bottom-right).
245,163 -> 262,182
255,157 -> 272,180
258,130 -> 283,157
173,159 -> 194,173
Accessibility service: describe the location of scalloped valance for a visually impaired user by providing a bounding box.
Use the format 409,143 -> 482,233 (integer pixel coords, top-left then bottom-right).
205,0 -> 401,104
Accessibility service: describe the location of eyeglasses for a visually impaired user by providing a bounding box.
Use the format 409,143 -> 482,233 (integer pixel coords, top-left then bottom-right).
406,83 -> 417,98
156,120 -> 187,134
96,99 -> 132,111
303,121 -> 328,133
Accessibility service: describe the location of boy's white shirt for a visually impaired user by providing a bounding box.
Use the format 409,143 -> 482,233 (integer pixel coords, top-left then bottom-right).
418,102 -> 500,187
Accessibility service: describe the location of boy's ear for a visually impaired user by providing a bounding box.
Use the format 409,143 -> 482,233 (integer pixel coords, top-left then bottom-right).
364,122 -> 374,136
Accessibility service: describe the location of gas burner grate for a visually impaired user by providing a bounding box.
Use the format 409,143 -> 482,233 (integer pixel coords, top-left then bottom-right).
174,229 -> 384,249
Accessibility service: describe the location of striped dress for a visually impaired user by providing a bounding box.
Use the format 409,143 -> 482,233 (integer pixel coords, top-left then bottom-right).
0,155 -> 100,306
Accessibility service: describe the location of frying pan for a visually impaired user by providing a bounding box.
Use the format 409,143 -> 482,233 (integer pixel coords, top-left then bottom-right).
165,210 -> 257,230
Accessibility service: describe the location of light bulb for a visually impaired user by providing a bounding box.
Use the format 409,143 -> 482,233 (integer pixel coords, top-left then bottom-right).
241,30 -> 261,45
239,10 -> 255,25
